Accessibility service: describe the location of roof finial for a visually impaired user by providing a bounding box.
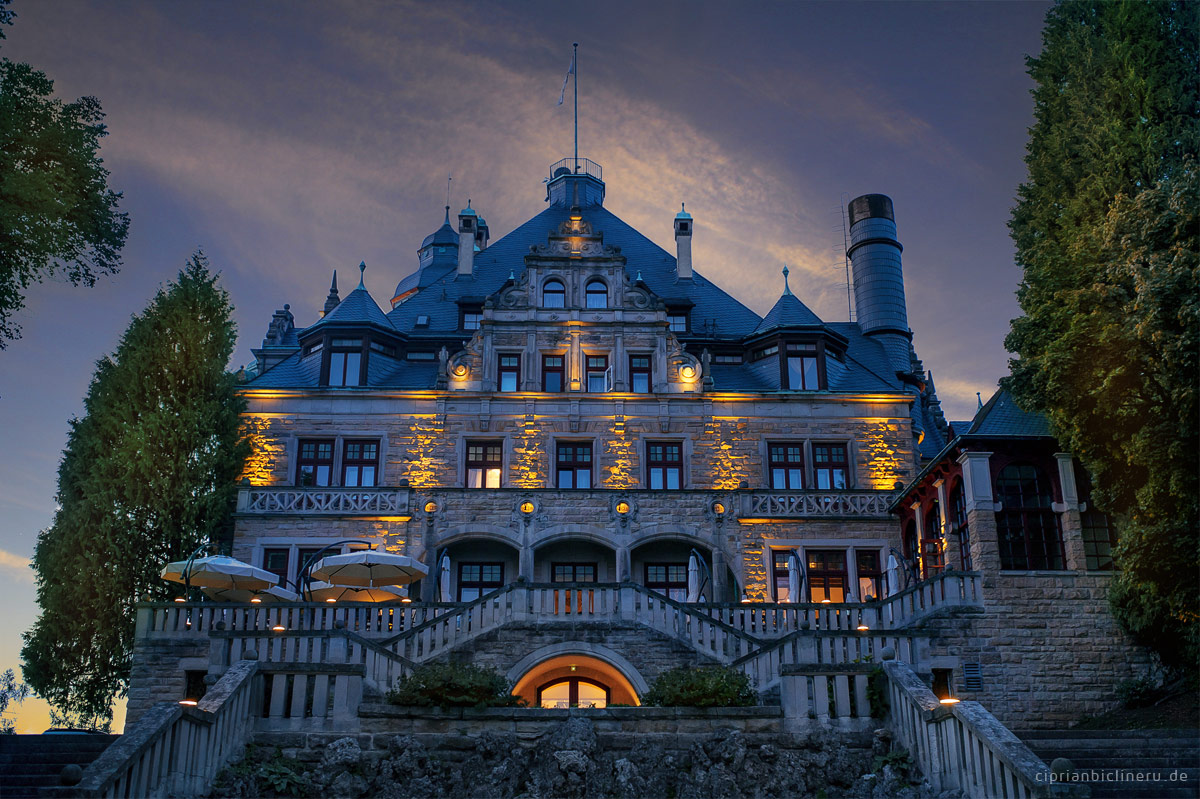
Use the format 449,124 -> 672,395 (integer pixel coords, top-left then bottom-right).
443,205 -> 450,225
976,391 -> 983,409
358,260 -> 366,290
782,265 -> 793,297
323,270 -> 341,316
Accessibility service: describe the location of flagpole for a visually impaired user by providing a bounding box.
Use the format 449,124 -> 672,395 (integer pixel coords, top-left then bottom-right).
573,42 -> 578,173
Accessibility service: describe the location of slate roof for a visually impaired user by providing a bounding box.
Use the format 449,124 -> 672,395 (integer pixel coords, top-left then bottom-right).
753,292 -> 824,334
968,389 -> 1053,437
306,286 -> 395,333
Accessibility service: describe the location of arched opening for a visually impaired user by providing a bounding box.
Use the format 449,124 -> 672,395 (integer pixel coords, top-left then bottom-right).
511,654 -> 641,707
435,538 -> 520,602
585,279 -> 607,309
543,279 -> 566,309
631,539 -> 712,602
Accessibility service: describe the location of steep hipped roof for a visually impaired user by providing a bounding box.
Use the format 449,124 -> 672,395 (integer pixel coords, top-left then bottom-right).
753,292 -> 824,334
967,389 -> 1053,437
302,285 -> 395,334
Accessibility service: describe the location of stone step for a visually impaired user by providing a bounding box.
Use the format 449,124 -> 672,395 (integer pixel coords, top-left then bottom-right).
0,734 -> 120,799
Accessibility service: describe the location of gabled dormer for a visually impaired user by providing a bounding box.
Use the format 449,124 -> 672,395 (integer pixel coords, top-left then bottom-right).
744,267 -> 847,391
299,263 -> 404,387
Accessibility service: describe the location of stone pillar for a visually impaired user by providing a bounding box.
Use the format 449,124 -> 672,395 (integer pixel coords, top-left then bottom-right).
1055,453 -> 1087,571
935,478 -> 958,572
421,545 -> 438,602
712,549 -> 727,602
957,451 -> 1001,577
519,544 -> 534,581
910,501 -> 925,578
616,546 -> 631,582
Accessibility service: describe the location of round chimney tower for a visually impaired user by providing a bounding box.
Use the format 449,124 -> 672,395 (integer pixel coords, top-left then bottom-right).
847,194 -> 910,373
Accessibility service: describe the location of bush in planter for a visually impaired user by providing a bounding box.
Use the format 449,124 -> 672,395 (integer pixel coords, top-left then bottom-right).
385,662 -> 523,708
642,666 -> 757,707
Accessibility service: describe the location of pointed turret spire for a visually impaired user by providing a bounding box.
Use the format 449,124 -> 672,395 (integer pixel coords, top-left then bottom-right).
782,265 -> 793,297
358,261 -> 367,289
323,270 -> 341,317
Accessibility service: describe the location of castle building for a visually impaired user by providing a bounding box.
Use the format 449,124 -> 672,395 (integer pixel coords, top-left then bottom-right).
126,158 -> 1148,732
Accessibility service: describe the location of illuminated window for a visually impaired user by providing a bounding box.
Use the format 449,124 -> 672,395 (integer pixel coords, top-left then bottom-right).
341,440 -> 379,487
786,344 -> 820,390
498,354 -> 520,392
466,441 -> 502,489
543,279 -> 566,308
552,563 -> 596,583
772,551 -> 796,603
813,443 -> 849,489
327,338 -> 363,386
921,502 -> 945,578
538,677 -> 608,709
629,355 -> 652,393
586,354 -> 609,393
585,279 -> 607,309
667,313 -> 688,333
995,463 -> 1065,570
646,441 -> 682,490
645,563 -> 688,601
806,550 -> 846,602
856,550 -> 883,601
556,442 -> 592,489
768,443 -> 804,490
458,562 -> 503,602
297,439 -> 334,486
542,354 -> 564,392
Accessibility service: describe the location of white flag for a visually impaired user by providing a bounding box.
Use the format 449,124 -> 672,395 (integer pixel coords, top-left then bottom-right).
557,56 -> 575,106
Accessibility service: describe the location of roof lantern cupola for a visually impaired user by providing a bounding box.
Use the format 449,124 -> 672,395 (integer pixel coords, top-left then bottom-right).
674,203 -> 693,281
545,157 -> 605,207
392,207 -> 460,307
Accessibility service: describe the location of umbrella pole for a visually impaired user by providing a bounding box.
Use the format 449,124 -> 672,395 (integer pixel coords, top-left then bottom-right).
181,543 -> 211,603
298,539 -> 372,601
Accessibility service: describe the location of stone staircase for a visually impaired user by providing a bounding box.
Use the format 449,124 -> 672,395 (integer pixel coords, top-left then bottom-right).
1017,729 -> 1200,799
0,733 -> 120,798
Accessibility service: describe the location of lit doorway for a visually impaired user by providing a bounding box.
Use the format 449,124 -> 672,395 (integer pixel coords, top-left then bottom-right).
537,677 -> 609,708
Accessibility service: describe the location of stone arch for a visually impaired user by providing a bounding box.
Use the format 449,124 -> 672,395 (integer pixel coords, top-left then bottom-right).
531,525 -> 621,552
507,642 -> 649,706
435,524 -> 521,549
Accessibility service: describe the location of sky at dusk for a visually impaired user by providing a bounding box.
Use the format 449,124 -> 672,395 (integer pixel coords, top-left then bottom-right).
0,0 -> 1050,731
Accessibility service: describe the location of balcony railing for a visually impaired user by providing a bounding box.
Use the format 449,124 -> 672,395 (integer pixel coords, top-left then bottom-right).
236,487 -> 409,515
741,491 -> 896,519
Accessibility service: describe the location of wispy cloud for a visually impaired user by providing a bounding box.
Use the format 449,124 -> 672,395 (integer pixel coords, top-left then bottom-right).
0,550 -> 33,584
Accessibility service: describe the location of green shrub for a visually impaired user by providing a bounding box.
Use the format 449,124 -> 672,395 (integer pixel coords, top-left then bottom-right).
1116,675 -> 1160,708
642,666 -> 757,707
385,662 -> 523,708
867,666 -> 890,719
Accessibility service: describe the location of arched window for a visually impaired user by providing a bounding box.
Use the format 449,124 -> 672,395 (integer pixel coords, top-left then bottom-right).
585,279 -> 607,309
543,279 -> 566,308
995,463 -> 1064,570
950,479 -> 971,570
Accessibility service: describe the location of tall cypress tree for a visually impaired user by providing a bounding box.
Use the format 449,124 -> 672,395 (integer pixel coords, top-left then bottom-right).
1005,1 -> 1199,671
21,253 -> 247,722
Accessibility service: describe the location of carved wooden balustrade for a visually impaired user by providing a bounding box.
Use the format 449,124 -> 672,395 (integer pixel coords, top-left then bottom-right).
741,490 -> 897,519
236,487 -> 409,515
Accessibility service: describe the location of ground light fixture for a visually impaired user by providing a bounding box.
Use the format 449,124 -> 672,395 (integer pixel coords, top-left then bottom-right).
272,624 -> 286,632
178,700 -> 198,707
856,624 -> 870,631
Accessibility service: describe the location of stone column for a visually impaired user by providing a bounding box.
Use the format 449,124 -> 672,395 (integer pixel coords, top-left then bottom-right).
421,544 -> 438,602
958,450 -> 1001,578
1055,453 -> 1087,571
712,549 -> 727,602
910,501 -> 925,578
935,478 -> 958,572
616,545 -> 631,582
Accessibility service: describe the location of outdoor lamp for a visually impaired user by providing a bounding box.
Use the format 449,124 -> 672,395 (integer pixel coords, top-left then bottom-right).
856,624 -> 870,631
424,501 -> 438,514
680,365 -> 696,380
272,624 -> 286,632
174,597 -> 186,603
615,501 -> 630,515
179,700 -> 198,707
520,501 -> 535,514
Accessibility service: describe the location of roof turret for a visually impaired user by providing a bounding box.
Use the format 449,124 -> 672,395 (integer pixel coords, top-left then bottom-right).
753,267 -> 823,334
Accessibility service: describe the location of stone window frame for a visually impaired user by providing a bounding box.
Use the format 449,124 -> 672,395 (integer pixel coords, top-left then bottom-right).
452,433 -> 513,489
628,352 -> 653,394
584,277 -> 608,309
644,439 -> 684,490
286,433 -> 390,487
634,434 -> 693,490
758,438 -> 858,490
541,352 -> 567,393
993,461 -> 1067,571
765,539 -> 889,604
551,436 -> 595,490
463,438 -> 504,489
542,278 -> 567,309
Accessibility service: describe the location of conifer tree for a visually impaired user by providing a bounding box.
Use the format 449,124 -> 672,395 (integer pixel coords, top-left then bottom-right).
21,254 -> 247,722
1005,1 -> 1199,670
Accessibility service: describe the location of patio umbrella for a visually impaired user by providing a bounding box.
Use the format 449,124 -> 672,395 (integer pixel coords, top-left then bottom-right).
886,553 -> 901,597
686,553 -> 700,603
201,584 -> 299,603
306,582 -> 407,603
787,553 -> 800,603
438,553 -> 451,601
161,555 -> 276,591
309,550 -> 428,588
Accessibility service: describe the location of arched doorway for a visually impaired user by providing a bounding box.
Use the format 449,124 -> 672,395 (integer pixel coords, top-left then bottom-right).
510,653 -> 641,707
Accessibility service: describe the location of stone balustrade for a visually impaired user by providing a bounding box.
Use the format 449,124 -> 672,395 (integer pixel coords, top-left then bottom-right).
235,486 -> 410,515
742,490 -> 897,519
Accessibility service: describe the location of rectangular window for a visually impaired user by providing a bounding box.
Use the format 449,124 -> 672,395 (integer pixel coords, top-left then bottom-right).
369,340 -> 397,358
772,550 -> 797,603
646,441 -> 683,490
552,563 -> 597,583
629,355 -> 652,393
586,355 -> 609,393
753,345 -> 779,361
813,443 -> 849,489
556,442 -> 592,489
297,547 -> 323,584
542,354 -> 565,393
1082,511 -> 1117,571
462,311 -> 482,331
297,439 -> 334,486
786,344 -> 820,390
406,351 -> 436,361
856,550 -> 883,602
645,563 -> 688,602
998,510 -> 1064,570
667,313 -> 688,333
768,443 -> 804,490
714,354 -> 743,365
458,562 -> 503,602
498,354 -> 520,392
262,548 -> 290,587
807,550 -> 847,603
341,440 -> 379,487
328,338 -> 363,387
466,441 -> 502,488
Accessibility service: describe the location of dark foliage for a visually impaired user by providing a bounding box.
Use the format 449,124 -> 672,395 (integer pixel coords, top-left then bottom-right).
386,662 -> 523,708
641,666 -> 757,708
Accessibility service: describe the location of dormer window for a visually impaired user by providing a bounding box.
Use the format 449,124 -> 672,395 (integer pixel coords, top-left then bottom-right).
667,313 -> 688,333
415,315 -> 430,328
462,310 -> 482,331
543,279 -> 566,309
786,344 -> 820,390
585,279 -> 607,309
327,338 -> 364,387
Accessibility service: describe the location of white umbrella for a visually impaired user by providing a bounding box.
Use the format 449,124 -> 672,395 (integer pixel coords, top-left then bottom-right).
161,556 -> 276,591
310,550 -> 428,588
787,553 -> 800,604
886,553 -> 901,597
686,553 -> 700,603
201,584 -> 299,603
438,553 -> 451,601
307,582 -> 407,603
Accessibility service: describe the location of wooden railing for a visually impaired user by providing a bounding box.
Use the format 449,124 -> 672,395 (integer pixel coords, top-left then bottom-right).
235,487 -> 409,515
76,658 -> 260,798
883,659 -> 1084,798
742,490 -> 897,519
